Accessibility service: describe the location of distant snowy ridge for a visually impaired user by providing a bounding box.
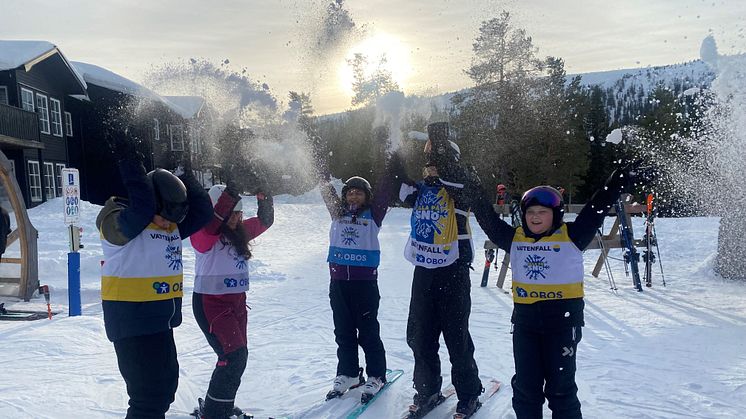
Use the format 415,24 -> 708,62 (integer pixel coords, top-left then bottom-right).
568,59 -> 714,90
319,56 -> 728,126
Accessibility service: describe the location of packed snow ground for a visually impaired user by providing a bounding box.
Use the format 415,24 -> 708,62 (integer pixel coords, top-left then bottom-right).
1,191 -> 745,419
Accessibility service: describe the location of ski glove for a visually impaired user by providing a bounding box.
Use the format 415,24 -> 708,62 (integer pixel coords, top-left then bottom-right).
109,132 -> 145,165
203,189 -> 241,235
605,160 -> 659,194
256,190 -> 274,228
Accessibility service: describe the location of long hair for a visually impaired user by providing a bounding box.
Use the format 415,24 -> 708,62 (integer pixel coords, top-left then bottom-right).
219,222 -> 252,259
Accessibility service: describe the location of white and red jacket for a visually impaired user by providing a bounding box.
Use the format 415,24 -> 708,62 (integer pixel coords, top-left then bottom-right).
190,217 -> 270,294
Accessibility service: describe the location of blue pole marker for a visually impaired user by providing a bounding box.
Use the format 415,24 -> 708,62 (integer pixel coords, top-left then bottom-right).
68,252 -> 81,316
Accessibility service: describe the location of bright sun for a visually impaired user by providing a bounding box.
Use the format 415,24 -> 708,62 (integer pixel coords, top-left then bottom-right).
339,32 -> 412,95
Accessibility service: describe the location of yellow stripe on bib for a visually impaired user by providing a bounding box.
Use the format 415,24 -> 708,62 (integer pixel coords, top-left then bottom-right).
512,281 -> 584,304
102,275 -> 184,302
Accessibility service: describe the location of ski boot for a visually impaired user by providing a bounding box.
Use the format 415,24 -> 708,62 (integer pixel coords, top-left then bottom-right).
326,367 -> 365,400
406,391 -> 446,419
453,397 -> 482,419
230,405 -> 248,419
191,397 -> 248,419
360,376 -> 386,404
190,398 -> 206,418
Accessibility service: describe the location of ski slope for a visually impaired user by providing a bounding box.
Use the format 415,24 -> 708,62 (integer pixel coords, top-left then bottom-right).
1,192 -> 745,418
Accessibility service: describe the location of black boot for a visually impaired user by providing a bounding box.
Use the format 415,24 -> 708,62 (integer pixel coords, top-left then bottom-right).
454,397 -> 482,418
407,392 -> 445,418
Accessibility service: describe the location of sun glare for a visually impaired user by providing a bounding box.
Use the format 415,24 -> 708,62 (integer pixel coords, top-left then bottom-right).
339,32 -> 412,96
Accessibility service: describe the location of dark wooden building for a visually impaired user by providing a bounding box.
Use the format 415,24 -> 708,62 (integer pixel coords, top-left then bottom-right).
1,41 -> 210,207
67,62 -> 199,204
0,40 -> 88,207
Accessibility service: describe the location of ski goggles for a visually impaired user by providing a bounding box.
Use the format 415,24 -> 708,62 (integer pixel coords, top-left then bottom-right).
520,186 -> 562,211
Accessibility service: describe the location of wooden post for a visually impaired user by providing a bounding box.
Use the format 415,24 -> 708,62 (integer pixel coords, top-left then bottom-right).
0,150 -> 39,301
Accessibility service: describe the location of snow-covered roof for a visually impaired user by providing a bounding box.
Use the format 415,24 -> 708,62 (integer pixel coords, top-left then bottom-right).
0,40 -> 87,92
163,96 -> 205,119
72,61 -> 193,119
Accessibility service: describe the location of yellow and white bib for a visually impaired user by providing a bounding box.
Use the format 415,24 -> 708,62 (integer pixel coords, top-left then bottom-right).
405,184 -> 460,268
510,225 -> 584,304
101,223 -> 184,302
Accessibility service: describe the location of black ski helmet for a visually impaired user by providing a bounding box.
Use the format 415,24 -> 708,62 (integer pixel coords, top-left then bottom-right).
148,168 -> 188,223
341,176 -> 372,202
520,185 -> 564,232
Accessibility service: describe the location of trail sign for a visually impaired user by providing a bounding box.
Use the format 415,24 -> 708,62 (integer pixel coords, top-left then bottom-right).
62,168 -> 80,225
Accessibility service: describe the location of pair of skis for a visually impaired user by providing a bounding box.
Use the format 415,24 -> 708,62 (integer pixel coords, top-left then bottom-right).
615,194 -> 665,292
642,194 -> 666,287
194,369 -> 404,419
403,379 -> 501,419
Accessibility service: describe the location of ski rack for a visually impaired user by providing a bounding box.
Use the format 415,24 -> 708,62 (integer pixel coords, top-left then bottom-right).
483,194 -> 658,291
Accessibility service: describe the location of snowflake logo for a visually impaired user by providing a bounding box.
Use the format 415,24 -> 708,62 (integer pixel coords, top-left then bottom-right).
523,254 -> 549,280
165,243 -> 183,271
341,226 -> 359,246
225,241 -> 248,270
415,190 -> 448,240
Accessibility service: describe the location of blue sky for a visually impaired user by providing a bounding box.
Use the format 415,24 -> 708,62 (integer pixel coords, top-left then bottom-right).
1,0 -> 744,114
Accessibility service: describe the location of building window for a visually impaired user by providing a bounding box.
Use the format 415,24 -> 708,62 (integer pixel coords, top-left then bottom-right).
27,160 -> 42,202
0,86 -> 8,105
36,94 -> 50,134
21,88 -> 34,112
167,124 -> 184,151
55,163 -> 66,197
65,112 -> 73,136
43,162 -> 55,200
190,125 -> 202,154
153,118 -> 160,142
50,98 -> 63,137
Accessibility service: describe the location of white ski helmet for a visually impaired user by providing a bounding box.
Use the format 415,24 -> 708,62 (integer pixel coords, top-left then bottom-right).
208,184 -> 242,212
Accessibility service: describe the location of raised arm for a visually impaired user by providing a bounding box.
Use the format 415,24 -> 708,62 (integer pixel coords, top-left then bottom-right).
176,172 -> 213,239
320,181 -> 343,219
569,161 -> 656,250
369,153 -> 408,226
430,143 -> 516,251
243,190 -> 274,241
96,158 -> 156,246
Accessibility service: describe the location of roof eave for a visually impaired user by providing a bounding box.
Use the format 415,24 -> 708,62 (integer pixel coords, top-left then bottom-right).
24,46 -> 89,99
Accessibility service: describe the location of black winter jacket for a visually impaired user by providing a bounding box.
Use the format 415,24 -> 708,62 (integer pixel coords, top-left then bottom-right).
467,169 -> 625,328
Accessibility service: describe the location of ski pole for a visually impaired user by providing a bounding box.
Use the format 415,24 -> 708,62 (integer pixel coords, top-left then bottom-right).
596,230 -> 617,292
652,222 -> 666,287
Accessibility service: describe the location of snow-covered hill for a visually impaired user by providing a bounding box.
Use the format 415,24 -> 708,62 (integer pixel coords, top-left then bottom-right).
571,59 -> 717,124
1,195 -> 745,418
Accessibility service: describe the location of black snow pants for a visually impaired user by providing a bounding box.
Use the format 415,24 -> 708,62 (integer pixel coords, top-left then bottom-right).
113,329 -> 179,419
329,279 -> 387,379
511,299 -> 584,419
406,263 -> 482,402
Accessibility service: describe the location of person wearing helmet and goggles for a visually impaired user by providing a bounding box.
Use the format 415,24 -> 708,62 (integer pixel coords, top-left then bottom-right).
97,144 -> 212,419
465,161 -> 656,419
